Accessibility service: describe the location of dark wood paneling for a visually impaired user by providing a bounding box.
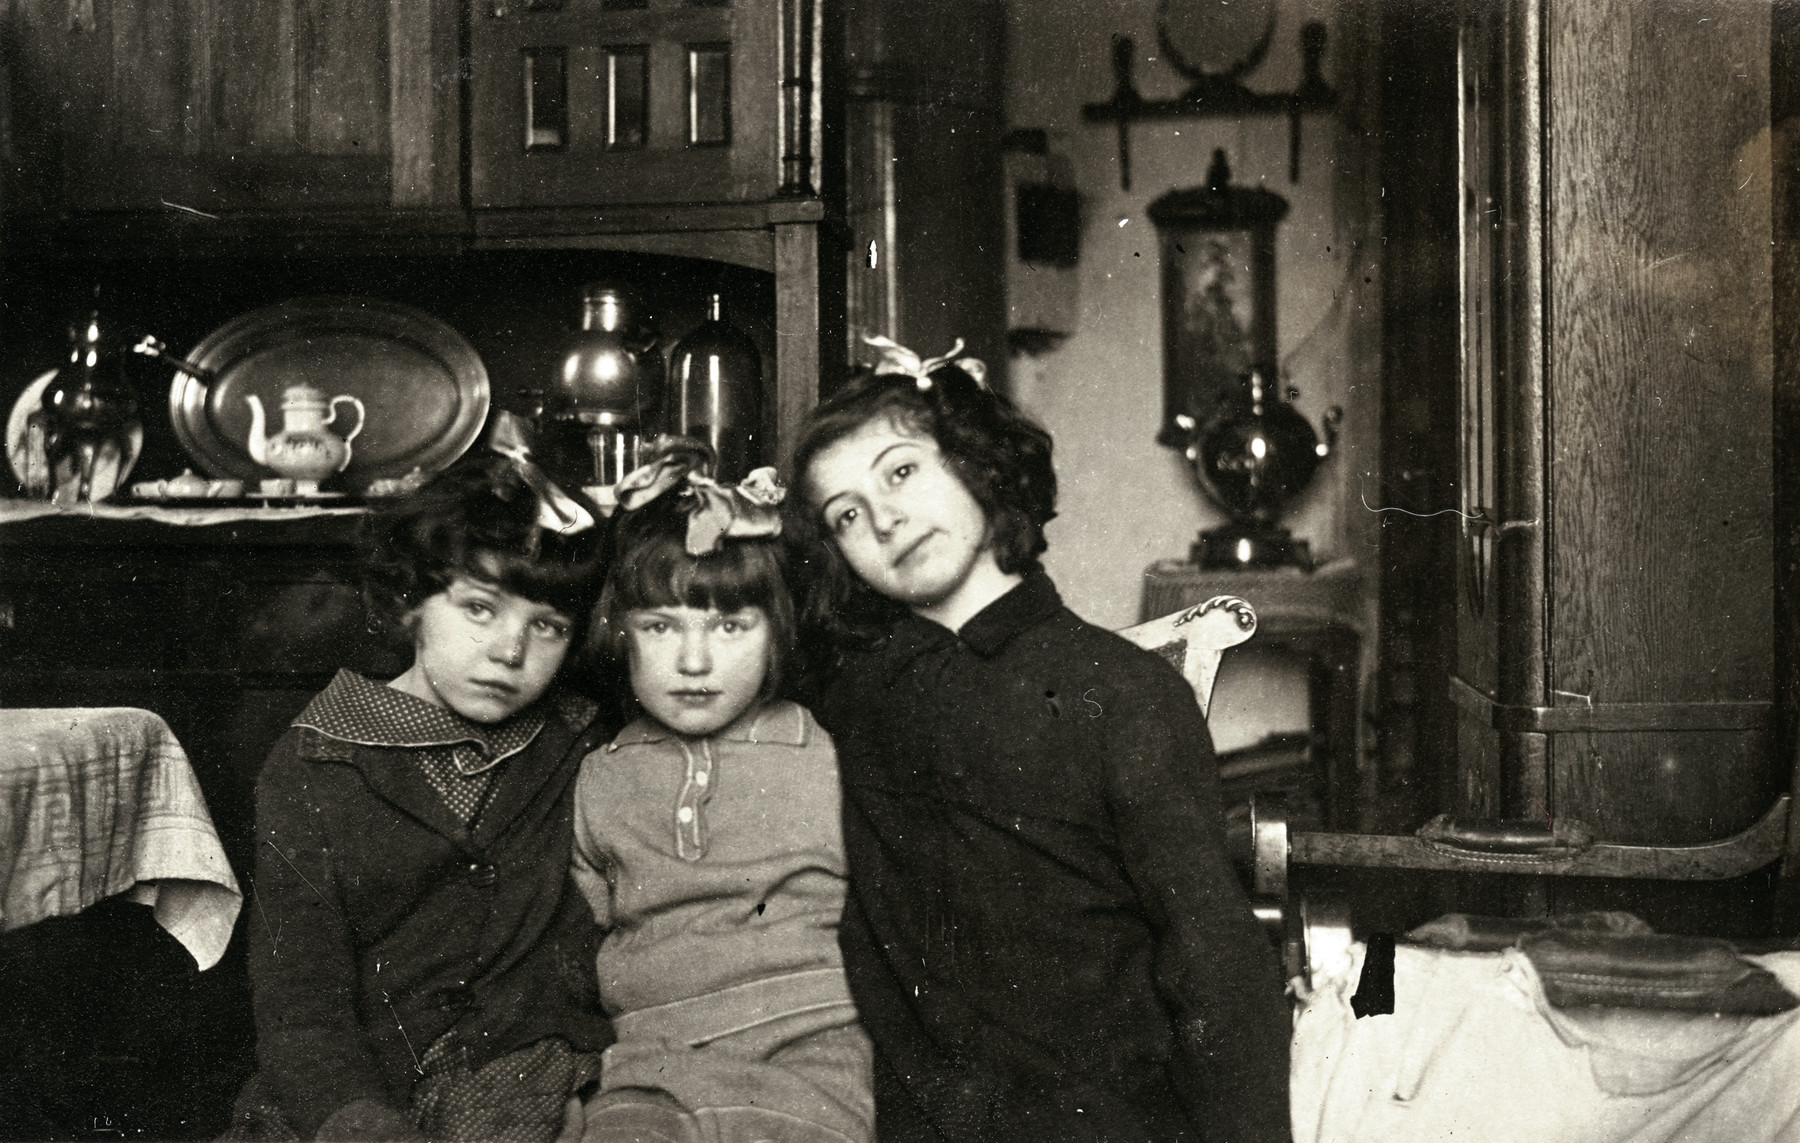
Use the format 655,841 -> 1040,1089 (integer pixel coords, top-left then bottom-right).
1546,0 -> 1773,843
109,0 -> 194,148
7,0 -> 429,212
213,0 -> 299,150
1374,0 -> 1460,830
389,0 -> 462,207
297,0 -> 387,155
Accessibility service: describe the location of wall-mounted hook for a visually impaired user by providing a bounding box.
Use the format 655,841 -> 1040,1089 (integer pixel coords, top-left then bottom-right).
1083,22 -> 1338,190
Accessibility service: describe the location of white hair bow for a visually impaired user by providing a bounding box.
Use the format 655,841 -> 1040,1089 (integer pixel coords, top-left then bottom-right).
488,411 -> 596,536
863,335 -> 988,390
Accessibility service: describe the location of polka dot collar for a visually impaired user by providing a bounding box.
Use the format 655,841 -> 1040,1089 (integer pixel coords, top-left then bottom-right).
295,667 -> 547,766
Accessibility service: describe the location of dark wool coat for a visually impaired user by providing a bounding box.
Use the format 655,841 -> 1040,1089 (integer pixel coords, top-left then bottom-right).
247,673 -> 616,1139
815,573 -> 1291,1143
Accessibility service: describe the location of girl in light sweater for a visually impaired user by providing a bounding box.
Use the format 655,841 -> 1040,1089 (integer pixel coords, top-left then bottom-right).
569,438 -> 873,1143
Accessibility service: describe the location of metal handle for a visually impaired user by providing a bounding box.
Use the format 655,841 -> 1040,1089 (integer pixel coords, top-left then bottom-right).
132,335 -> 215,383
1417,815 -> 1594,856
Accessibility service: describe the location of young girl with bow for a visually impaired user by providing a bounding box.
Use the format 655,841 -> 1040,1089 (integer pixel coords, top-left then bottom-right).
567,438 -> 874,1143
790,339 -> 1291,1143
236,415 -> 617,1143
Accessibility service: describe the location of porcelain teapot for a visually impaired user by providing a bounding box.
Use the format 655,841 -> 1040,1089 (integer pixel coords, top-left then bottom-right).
245,383 -> 366,491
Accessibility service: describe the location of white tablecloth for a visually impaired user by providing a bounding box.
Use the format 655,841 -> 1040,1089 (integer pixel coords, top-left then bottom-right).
0,707 -> 242,969
0,499 -> 363,527
1292,939 -> 1800,1142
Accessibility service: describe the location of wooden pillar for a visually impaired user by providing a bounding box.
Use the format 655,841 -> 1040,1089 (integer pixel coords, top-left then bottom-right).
773,217 -> 825,469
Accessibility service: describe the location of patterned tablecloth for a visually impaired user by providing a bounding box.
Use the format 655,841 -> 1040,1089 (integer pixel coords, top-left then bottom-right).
0,707 -> 242,969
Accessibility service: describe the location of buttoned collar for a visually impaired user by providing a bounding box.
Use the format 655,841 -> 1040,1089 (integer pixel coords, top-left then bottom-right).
607,699 -> 810,751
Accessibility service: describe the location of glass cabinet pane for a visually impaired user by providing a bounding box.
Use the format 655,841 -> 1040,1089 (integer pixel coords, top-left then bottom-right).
687,44 -> 731,146
607,46 -> 648,149
523,47 -> 568,151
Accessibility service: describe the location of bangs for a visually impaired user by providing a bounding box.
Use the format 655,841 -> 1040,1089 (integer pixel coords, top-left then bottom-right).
597,526 -> 797,704
461,548 -> 598,617
608,531 -> 783,615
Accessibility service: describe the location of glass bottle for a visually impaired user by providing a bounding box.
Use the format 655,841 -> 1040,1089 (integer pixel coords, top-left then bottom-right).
668,294 -> 763,480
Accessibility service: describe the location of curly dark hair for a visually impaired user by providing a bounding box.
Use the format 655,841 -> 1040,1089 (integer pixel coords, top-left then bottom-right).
361,452 -> 610,659
786,362 -> 1057,650
591,487 -> 796,709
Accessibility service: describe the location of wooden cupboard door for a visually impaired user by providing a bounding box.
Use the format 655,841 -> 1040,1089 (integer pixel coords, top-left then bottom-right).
1543,0 -> 1775,849
1452,0 -> 1780,931
468,0 -> 782,207
4,0 -> 460,213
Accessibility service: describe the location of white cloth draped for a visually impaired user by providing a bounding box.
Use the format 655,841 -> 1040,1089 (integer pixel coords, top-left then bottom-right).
0,706 -> 242,969
1292,939 -> 1800,1142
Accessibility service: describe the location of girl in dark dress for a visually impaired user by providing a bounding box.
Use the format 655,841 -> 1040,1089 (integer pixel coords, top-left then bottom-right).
789,339 -> 1291,1143
236,428 -> 616,1143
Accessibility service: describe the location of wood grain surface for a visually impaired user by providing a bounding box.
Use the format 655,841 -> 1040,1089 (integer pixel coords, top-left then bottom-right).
1546,0 -> 1773,842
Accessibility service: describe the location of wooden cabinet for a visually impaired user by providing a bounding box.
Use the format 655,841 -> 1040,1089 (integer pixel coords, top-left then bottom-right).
0,5 -> 839,1132
469,0 -> 787,208
0,0 -> 838,460
1452,0 -> 1782,930
4,0 -> 461,214
4,0 -> 816,214
0,514 -> 407,866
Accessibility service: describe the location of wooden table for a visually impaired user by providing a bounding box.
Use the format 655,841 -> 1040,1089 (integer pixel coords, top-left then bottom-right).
0,706 -> 241,969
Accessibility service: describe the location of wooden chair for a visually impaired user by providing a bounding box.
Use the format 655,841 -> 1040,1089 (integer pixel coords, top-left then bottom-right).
1117,596 -> 1339,957
1114,595 -> 1258,719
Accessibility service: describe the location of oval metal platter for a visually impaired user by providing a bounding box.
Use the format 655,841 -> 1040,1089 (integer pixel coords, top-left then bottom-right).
168,296 -> 490,492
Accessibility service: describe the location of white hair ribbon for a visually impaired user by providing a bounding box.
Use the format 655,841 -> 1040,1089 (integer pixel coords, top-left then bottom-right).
862,335 -> 989,391
487,410 -> 597,536
614,436 -> 787,556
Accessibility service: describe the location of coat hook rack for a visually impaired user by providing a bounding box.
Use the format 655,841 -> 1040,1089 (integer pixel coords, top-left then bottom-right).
1083,21 -> 1336,190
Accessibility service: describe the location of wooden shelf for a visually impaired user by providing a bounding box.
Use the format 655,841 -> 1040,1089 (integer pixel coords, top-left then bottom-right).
2,198 -> 828,264
0,668 -> 339,690
0,506 -> 368,550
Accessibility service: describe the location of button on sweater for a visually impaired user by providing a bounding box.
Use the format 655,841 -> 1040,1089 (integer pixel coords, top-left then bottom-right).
571,700 -> 852,1019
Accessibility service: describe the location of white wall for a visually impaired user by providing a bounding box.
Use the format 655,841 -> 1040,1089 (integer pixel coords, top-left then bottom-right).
1004,0 -> 1383,751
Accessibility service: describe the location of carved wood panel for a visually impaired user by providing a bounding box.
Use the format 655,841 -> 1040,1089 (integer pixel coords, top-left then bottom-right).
1452,0 -> 1780,929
